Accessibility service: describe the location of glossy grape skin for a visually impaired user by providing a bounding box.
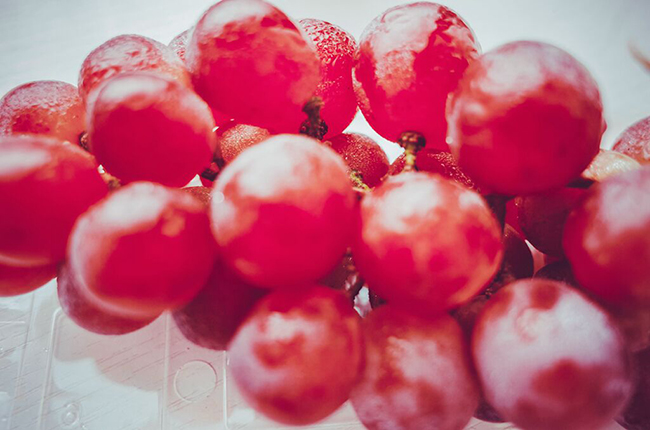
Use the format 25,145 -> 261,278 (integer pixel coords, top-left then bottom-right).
350,307 -> 479,430
78,34 -> 190,105
67,182 -> 217,319
613,116 -> 650,165
355,3 -> 480,149
215,121 -> 271,164
228,286 -> 363,425
448,41 -> 603,195
173,259 -> 267,351
210,134 -> 357,289
472,279 -> 633,430
515,188 -> 587,258
186,0 -> 320,134
0,81 -> 85,144
329,133 -> 389,188
0,262 -> 56,297
563,166 -> 650,309
352,172 -> 502,315
299,19 -> 358,139
0,135 -> 107,267
88,73 -> 216,187
57,264 -> 157,335
617,347 -> 650,430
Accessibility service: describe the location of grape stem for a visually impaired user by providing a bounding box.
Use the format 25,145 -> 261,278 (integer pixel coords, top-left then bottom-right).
398,131 -> 426,172
300,96 -> 328,140
350,170 -> 371,195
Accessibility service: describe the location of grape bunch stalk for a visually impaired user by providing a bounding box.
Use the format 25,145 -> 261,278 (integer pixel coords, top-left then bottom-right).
1,1 -> 649,430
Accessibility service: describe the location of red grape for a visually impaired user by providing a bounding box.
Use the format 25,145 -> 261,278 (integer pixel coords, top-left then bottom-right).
78,34 -> 190,105
515,187 -> 588,257
473,279 -> 633,430
612,116 -> 650,165
0,135 -> 107,266
448,41 -> 603,195
389,149 -> 478,191
0,261 -> 56,297
354,3 -> 480,149
228,286 -> 362,425
350,307 -> 479,430
182,186 -> 212,208
352,172 -> 502,315
534,260 -> 578,286
578,148 -> 641,185
168,29 -> 191,63
486,224 -> 534,293
328,132 -> 389,188
215,121 -> 271,164
299,19 -> 358,139
88,72 -> 216,187
210,134 -> 356,288
173,259 -> 267,350
0,81 -> 85,145
67,182 -> 217,319
57,263 -> 157,335
186,0 -> 320,133
563,166 -> 650,309
618,347 -> 650,430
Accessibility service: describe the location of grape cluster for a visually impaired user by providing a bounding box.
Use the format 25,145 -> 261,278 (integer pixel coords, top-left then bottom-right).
1,1 -> 649,429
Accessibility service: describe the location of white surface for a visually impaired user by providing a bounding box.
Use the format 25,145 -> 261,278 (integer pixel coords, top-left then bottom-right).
1,1 -> 648,429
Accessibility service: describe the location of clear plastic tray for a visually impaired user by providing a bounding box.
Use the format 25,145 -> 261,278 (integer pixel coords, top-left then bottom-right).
1,281 -> 624,430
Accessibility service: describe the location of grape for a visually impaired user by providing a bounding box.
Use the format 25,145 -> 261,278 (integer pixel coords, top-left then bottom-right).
534,260 -> 578,286
168,29 -> 191,63
78,34 -> 190,106
612,116 -> 650,165
0,81 -> 85,145
210,134 -> 356,288
329,133 -> 389,188
228,286 -> 362,425
182,186 -> 211,208
215,121 -> 271,164
350,307 -> 479,430
515,188 -> 588,257
0,135 -> 107,266
618,347 -> 650,430
57,264 -> 157,335
563,166 -> 650,308
186,0 -> 320,133
389,149 -> 478,191
299,19 -> 358,139
0,261 -> 56,297
173,259 -> 266,351
88,72 -> 216,187
472,279 -> 633,430
67,182 -> 216,319
578,148 -> 641,185
352,172 -> 502,315
448,41 -> 603,195
485,224 -> 534,293
355,3 -> 480,149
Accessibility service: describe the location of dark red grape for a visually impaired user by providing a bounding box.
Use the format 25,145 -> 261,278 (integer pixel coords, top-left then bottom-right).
352,172 -> 502,315
215,121 -> 271,164
355,3 -> 480,149
79,34 -> 190,105
350,307 -> 479,430
228,286 -> 362,425
329,133 -> 389,188
564,166 -> 650,309
0,135 -> 107,266
57,263 -> 156,335
173,259 -> 266,350
299,18 -> 358,139
186,0 -> 320,133
67,182 -> 217,319
0,81 -> 85,145
448,41 -> 603,195
210,134 -> 357,288
612,116 -> 650,165
0,261 -> 56,297
473,279 -> 633,430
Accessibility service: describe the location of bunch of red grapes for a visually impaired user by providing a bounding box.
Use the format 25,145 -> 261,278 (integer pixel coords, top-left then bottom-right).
2,1 -> 650,429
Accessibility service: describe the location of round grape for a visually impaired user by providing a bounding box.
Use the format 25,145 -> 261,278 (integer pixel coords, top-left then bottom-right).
215,121 -> 271,164
329,132 -> 389,188
0,261 -> 56,297
612,116 -> 650,165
